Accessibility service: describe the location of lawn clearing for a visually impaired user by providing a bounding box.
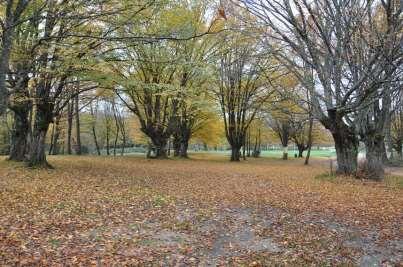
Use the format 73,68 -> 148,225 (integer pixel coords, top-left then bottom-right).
0,155 -> 402,265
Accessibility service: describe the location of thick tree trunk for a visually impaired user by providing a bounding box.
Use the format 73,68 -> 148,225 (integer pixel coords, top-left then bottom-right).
27,103 -> 53,168
282,145 -> 288,160
9,110 -> 29,161
153,138 -> 168,159
173,135 -> 181,157
179,139 -> 189,158
363,135 -> 385,180
230,145 -> 241,161
297,144 -> 305,158
0,23 -> 13,116
332,130 -> 359,175
28,128 -> 50,168
8,85 -> 31,161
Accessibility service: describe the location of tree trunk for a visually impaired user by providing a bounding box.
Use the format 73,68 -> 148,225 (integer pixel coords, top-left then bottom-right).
381,139 -> 389,164
92,125 -> 101,155
247,129 -> 251,157
48,123 -> 55,155
49,110 -> 62,155
89,103 -> 101,155
282,145 -> 288,160
363,135 -> 385,180
74,93 -> 81,155
0,20 -> 13,115
179,139 -> 189,158
385,113 -> 394,161
304,117 -> 314,165
332,130 -> 359,175
51,124 -> 61,155
242,140 -> 246,160
9,110 -> 29,161
173,135 -> 181,157
297,144 -> 304,158
397,144 -> 403,160
152,138 -> 168,159
252,131 -> 260,158
106,126 -> 110,156
67,100 -> 73,155
121,135 -> 126,156
27,102 -> 53,168
230,145 -> 241,161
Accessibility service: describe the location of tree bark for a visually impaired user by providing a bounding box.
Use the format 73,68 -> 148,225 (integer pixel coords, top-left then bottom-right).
92,125 -> 101,155
173,135 -> 181,157
296,144 -> 305,158
230,145 -> 241,161
50,117 -> 61,155
67,100 -> 73,155
304,117 -> 314,165
381,139 -> 389,164
151,137 -> 168,159
179,139 -> 189,158
74,92 -> 81,155
363,134 -> 385,180
90,102 -> 101,155
332,130 -> 359,175
106,124 -> 110,156
8,109 -> 29,161
247,129 -> 251,157
8,79 -> 31,161
48,114 -> 62,156
282,145 -> 288,160
27,101 -> 53,168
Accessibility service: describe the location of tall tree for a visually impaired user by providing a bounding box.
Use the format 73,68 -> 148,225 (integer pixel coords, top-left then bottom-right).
0,0 -> 30,115
216,28 -> 273,161
237,0 -> 402,177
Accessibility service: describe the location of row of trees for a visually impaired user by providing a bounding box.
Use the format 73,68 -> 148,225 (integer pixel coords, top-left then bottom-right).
235,0 -> 402,179
1,0 -> 402,180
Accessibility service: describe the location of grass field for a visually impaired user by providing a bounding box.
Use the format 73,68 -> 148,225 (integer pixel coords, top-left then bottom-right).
191,149 -> 337,158
0,154 -> 401,265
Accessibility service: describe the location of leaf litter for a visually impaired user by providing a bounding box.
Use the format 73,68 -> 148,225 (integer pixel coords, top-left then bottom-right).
0,155 -> 402,266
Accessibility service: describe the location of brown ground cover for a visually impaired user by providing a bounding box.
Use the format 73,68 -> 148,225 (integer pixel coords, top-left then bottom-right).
0,155 -> 402,266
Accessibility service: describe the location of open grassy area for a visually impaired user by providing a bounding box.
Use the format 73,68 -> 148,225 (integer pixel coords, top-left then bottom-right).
179,149 -> 337,158
0,154 -> 402,265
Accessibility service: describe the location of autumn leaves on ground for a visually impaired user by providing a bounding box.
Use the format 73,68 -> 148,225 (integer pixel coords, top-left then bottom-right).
0,155 -> 402,266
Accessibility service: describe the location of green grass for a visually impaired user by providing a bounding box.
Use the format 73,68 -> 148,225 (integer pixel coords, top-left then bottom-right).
384,175 -> 403,189
191,149 -> 337,159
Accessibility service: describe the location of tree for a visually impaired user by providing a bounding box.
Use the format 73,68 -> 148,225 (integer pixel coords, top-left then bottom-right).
215,28 -> 273,161
391,104 -> 403,160
168,4 -> 218,158
109,2 -> 220,159
237,0 -> 402,177
0,0 -> 31,115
